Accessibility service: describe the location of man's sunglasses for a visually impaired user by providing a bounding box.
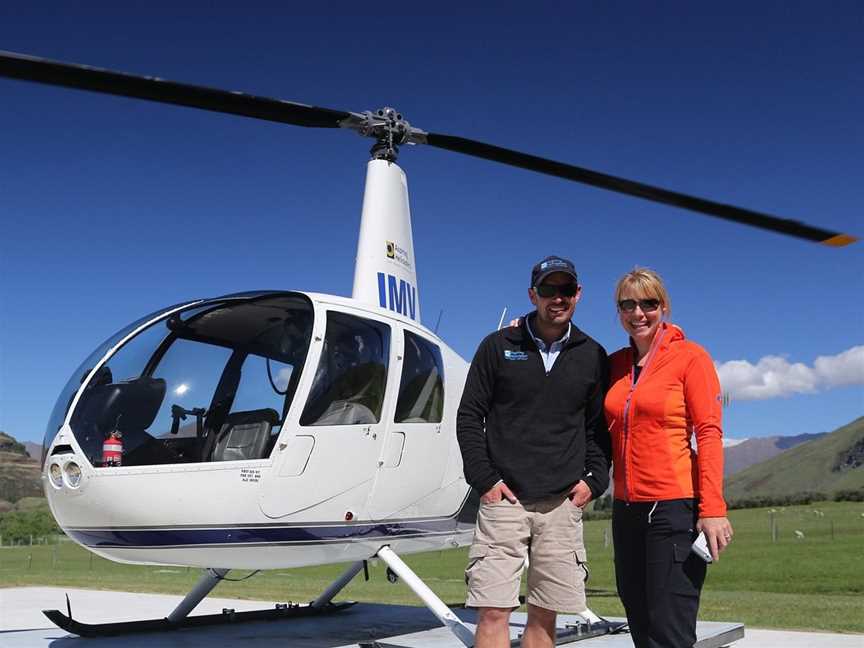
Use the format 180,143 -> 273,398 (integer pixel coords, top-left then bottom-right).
618,298 -> 661,313
534,283 -> 579,298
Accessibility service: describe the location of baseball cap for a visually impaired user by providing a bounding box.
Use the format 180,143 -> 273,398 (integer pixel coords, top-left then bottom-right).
531,256 -> 578,287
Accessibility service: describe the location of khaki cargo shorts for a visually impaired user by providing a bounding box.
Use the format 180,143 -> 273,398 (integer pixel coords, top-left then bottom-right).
464,494 -> 588,612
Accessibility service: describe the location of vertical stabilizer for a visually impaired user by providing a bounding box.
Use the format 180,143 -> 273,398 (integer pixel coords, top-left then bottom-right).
352,159 -> 420,322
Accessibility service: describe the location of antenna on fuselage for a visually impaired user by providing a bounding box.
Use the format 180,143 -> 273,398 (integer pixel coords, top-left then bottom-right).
497,308 -> 508,331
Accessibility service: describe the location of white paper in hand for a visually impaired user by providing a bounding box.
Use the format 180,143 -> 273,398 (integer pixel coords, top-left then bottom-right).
691,531 -> 713,563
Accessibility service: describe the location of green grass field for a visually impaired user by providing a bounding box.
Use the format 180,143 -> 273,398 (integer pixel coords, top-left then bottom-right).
2,501 -> 862,633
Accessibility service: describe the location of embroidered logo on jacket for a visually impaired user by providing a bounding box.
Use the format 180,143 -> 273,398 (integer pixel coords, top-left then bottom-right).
504,350 -> 529,361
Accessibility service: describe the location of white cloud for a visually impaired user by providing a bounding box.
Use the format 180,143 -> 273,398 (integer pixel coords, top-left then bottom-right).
814,346 -> 864,387
693,436 -> 747,450
716,345 -> 864,401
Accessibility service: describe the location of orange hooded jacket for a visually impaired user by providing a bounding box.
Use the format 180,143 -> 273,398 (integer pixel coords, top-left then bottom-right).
604,322 -> 727,518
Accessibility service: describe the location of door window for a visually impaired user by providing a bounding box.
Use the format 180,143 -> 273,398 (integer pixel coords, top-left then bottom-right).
395,331 -> 444,423
300,312 -> 390,426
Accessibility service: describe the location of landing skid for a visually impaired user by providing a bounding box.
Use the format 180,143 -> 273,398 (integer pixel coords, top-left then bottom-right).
517,620 -> 628,646
42,600 -> 354,638
42,563 -> 361,638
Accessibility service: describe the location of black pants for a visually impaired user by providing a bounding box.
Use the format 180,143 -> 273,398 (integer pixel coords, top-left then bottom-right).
613,499 -> 707,648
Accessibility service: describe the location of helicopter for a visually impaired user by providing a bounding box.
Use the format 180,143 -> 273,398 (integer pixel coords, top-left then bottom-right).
0,50 -> 856,644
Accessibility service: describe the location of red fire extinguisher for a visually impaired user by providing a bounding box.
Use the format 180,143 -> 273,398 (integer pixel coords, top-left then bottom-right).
102,430 -> 123,466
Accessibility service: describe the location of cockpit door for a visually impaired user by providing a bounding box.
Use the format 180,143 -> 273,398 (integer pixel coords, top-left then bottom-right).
367,329 -> 449,519
260,309 -> 391,520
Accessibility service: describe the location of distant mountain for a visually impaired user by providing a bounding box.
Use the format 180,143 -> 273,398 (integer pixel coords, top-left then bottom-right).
725,417 -> 864,500
0,431 -> 43,503
724,432 -> 827,476
24,441 -> 43,461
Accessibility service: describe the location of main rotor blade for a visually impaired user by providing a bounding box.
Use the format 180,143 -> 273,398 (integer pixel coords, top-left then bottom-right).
0,51 -> 350,128
426,133 -> 857,247
2,51 -> 855,246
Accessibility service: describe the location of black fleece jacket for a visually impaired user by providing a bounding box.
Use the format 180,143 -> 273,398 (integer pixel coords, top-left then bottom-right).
456,317 -> 611,501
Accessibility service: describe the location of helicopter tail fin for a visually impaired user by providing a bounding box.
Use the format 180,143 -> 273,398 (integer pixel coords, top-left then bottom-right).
352,159 -> 420,322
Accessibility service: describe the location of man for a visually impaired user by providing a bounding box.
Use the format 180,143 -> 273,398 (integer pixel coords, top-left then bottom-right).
457,255 -> 610,648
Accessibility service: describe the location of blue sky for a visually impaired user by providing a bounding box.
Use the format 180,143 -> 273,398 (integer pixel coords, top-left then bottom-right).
0,2 -> 861,445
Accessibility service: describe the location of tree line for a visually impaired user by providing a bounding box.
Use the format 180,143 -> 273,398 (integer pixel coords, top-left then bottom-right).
585,488 -> 863,519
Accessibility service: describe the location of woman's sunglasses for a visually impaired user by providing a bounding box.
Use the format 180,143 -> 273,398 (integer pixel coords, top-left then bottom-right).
534,283 -> 579,298
618,298 -> 661,313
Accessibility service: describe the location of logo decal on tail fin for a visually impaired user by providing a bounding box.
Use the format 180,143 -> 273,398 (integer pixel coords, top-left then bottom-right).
377,272 -> 417,320
384,240 -> 412,269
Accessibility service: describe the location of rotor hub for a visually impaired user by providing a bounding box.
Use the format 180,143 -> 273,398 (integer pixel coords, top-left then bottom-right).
339,107 -> 428,162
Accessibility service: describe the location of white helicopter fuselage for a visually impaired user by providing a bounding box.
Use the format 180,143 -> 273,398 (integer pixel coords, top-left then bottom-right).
42,160 -> 478,570
44,293 -> 473,570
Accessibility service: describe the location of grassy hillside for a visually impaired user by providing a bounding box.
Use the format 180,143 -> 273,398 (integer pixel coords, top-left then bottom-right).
726,417 -> 864,500
724,433 -> 825,476
0,431 -> 26,455
0,432 -> 43,503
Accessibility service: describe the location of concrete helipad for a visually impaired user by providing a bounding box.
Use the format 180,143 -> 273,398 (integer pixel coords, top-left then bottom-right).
0,587 -> 859,647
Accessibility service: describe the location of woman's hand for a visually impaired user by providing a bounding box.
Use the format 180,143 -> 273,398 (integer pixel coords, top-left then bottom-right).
697,516 -> 734,561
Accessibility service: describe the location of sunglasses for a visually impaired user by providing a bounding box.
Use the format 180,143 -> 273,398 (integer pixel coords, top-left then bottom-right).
534,283 -> 579,298
618,298 -> 661,313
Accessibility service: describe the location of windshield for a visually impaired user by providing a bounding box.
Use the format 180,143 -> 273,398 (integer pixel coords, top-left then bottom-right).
43,300 -> 200,466
50,292 -> 313,468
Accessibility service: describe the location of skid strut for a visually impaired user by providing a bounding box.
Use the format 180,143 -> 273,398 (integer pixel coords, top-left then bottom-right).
312,560 -> 366,608
168,567 -> 229,622
376,545 -> 475,647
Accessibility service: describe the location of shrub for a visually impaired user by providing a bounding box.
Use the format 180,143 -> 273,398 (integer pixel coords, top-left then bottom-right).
727,491 -> 829,510
14,496 -> 49,512
833,488 -> 864,502
0,508 -> 61,543
592,494 -> 613,511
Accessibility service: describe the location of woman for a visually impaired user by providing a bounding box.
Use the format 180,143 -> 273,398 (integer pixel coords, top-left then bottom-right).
605,267 -> 733,648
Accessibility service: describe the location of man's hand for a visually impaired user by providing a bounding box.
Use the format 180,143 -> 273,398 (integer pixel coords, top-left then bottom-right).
697,517 -> 734,561
568,480 -> 593,508
481,481 -> 518,504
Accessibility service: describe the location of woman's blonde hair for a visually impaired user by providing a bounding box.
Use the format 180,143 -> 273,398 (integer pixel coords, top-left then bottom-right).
614,267 -> 671,317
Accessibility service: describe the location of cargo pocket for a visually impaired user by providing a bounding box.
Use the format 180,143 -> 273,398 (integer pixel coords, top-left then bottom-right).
670,543 -> 706,595
465,544 -> 489,586
575,546 -> 590,584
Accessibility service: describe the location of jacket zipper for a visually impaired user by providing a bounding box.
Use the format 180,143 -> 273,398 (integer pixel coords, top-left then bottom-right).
621,327 -> 667,502
622,367 -> 636,502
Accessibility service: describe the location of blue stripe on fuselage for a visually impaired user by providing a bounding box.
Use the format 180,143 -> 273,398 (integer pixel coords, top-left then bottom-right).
65,517 -> 466,548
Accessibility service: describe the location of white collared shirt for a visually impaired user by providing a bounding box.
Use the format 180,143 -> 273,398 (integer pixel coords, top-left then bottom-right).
525,316 -> 570,373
